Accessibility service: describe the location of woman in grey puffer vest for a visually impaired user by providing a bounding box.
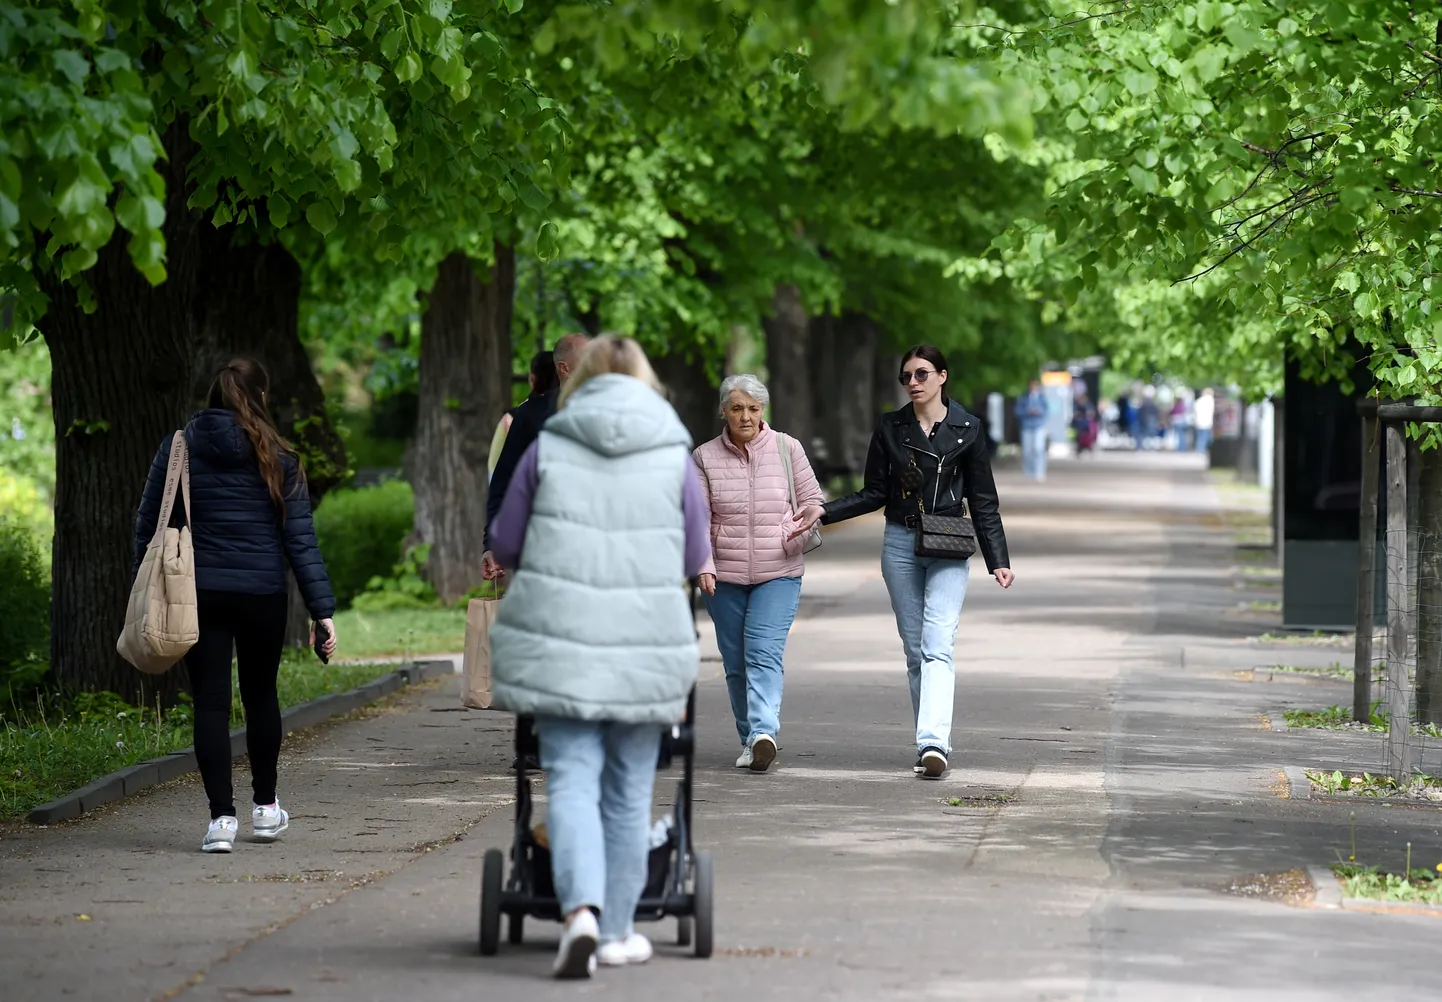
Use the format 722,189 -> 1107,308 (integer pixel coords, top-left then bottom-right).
488,336 -> 713,979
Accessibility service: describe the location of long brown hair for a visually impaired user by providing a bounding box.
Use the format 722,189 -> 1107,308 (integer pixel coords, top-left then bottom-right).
207,358 -> 298,508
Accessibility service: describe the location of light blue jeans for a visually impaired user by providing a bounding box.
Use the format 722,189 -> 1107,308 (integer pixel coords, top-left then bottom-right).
880,522 -> 971,755
535,716 -> 662,942
1021,426 -> 1048,479
705,576 -> 803,746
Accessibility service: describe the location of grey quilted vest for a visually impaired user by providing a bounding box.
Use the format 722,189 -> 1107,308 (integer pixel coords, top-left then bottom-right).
489,374 -> 699,723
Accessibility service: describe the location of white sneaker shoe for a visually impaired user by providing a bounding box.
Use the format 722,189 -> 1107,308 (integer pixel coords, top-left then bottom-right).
553,909 -> 599,979
202,816 -> 239,853
252,802 -> 289,841
597,933 -> 653,967
735,745 -> 754,769
748,734 -> 777,772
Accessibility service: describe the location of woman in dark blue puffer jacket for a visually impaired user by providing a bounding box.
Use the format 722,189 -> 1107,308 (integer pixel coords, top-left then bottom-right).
132,358 -> 338,854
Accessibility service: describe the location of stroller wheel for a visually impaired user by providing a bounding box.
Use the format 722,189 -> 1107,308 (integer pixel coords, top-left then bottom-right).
676,915 -> 693,947
508,911 -> 525,945
693,851 -> 714,959
480,849 -> 503,956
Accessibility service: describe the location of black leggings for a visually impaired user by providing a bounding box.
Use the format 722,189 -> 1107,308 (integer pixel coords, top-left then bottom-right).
186,590 -> 289,820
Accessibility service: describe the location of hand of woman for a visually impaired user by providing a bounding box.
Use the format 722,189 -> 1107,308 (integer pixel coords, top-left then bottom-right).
993,568 -> 1015,589
315,618 -> 339,657
788,504 -> 825,540
698,573 -> 717,596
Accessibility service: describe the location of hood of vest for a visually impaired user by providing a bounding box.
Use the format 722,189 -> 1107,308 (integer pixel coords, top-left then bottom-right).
545,374 -> 692,457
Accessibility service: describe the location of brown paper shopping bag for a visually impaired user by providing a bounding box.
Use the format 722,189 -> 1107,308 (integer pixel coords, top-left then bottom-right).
462,581 -> 503,709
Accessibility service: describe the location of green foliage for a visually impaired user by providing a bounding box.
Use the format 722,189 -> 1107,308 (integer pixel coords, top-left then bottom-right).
313,480 -> 414,609
1334,864 -> 1442,905
0,518 -> 49,694
1285,703 -> 1387,731
352,543 -> 439,611
990,1 -> 1442,421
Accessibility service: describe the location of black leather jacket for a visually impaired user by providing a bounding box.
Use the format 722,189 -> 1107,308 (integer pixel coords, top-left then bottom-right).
822,400 -> 1010,572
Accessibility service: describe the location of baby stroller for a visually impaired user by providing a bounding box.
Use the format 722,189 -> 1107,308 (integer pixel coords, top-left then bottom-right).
478,586 -> 714,959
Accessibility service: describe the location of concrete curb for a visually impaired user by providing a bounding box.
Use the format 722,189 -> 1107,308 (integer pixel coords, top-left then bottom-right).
1284,766 -> 1313,800
25,660 -> 453,826
1307,866 -> 1342,908
1267,711 -> 1289,733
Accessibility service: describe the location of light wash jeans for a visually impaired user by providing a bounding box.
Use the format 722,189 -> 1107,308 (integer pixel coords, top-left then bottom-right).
705,576 -> 802,746
535,716 -> 662,942
1021,426 -> 1048,480
880,522 -> 971,755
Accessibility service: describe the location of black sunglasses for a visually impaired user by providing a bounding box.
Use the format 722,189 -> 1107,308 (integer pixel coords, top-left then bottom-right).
898,368 -> 939,386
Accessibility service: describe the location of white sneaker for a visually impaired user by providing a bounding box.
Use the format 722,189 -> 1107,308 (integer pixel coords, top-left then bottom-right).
252,802 -> 289,841
735,745 -> 754,769
597,933 -> 653,967
749,734 -> 777,772
202,816 -> 239,853
553,909 -> 599,979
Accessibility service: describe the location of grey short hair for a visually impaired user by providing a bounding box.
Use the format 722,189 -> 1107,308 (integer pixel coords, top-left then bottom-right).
719,373 -> 770,412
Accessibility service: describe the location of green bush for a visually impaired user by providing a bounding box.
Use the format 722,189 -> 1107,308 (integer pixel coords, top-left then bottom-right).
351,543 -> 438,611
313,480 -> 414,609
0,518 -> 49,694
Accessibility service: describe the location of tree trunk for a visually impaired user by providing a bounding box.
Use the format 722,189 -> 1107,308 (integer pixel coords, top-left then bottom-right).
832,313 -> 879,477
874,344 -> 905,414
37,123 -> 202,704
652,344 -> 721,448
193,233 -> 348,645
1415,446 -> 1442,723
762,283 -> 813,451
409,246 -> 514,603
806,314 -> 837,474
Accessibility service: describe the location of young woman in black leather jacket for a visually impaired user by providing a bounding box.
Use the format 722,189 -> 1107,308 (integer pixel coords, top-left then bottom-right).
794,345 -> 1012,778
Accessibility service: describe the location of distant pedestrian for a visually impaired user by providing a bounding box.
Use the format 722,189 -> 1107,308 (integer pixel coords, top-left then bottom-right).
792,345 -> 1013,779
488,349 -> 558,480
1072,392 -> 1098,457
1194,387 -> 1216,454
488,336 -> 711,978
692,374 -> 824,772
1015,379 -> 1050,480
1139,387 -> 1161,449
131,358 -> 338,854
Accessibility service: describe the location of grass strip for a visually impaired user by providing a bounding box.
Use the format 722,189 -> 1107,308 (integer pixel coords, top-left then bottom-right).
1,652 -> 398,821
332,606 -> 466,659
1334,864 -> 1442,905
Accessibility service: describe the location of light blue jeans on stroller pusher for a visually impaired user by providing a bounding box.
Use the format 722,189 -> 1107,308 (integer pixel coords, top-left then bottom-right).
880,522 -> 971,755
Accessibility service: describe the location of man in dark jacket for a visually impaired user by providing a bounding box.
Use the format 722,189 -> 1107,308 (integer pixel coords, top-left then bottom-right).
482,332 -> 591,579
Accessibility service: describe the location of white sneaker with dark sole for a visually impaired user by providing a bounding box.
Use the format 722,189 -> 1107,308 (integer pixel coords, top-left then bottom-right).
735,745 -> 754,769
202,816 -> 239,853
597,933 -> 653,967
553,909 -> 599,979
749,734 -> 777,772
252,802 -> 289,842
917,748 -> 948,779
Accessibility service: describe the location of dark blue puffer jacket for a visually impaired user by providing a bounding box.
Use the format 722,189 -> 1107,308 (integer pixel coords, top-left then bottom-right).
131,409 -> 336,619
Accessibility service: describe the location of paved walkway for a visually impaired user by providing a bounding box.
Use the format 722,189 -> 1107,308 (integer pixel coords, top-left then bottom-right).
5,452 -> 1442,1001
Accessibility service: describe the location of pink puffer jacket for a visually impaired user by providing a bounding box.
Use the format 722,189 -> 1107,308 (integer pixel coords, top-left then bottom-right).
692,424 -> 825,585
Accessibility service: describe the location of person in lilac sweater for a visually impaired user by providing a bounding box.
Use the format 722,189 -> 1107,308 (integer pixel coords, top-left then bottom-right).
487,336 -> 712,978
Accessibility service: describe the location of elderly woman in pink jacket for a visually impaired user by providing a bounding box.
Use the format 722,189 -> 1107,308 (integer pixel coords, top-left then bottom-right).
692,374 -> 824,772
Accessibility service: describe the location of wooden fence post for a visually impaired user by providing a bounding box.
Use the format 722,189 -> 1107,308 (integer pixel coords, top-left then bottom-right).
1354,413 -> 1380,722
1385,422 -> 1413,782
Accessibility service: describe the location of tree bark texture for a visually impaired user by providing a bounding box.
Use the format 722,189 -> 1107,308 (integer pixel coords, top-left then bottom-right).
807,312 -> 879,480
762,283 -> 813,451
409,246 -> 515,603
652,344 -> 722,449
37,122 -> 202,705
1414,446 -> 1442,723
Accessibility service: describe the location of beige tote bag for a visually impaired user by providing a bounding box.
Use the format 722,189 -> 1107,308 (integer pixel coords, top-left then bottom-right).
117,433 -> 198,674
462,580 -> 503,709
